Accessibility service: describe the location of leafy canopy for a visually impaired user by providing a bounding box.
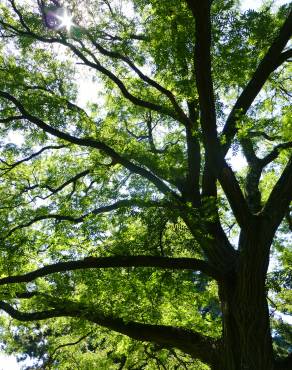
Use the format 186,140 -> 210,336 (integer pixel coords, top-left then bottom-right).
0,0 -> 291,369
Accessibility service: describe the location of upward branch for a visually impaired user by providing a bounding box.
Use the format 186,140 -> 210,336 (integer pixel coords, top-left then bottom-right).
262,155 -> 292,235
187,1 -> 250,230
222,7 -> 292,155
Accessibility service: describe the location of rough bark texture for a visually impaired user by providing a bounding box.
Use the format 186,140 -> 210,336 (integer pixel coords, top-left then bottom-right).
218,238 -> 274,369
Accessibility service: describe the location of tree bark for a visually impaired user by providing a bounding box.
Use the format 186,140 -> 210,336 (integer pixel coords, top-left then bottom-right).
216,224 -> 275,370
218,284 -> 274,370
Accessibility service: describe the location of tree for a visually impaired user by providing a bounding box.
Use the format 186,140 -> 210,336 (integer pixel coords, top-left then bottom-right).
0,0 -> 291,368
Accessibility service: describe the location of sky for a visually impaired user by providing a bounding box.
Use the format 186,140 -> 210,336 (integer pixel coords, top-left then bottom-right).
1,0 -> 291,368
242,0 -> 288,9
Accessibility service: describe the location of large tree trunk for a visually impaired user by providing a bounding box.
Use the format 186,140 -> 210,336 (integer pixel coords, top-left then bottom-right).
215,224 -> 275,370
218,282 -> 274,370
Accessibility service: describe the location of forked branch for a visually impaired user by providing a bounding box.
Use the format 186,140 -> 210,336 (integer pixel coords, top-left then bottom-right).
222,8 -> 292,154
186,1 -> 250,229
262,156 -> 292,234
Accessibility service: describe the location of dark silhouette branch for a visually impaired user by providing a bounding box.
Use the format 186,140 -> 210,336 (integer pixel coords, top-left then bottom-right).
5,199 -> 163,238
0,255 -> 220,284
86,36 -> 191,127
0,6 -> 181,124
278,48 -> 292,64
0,300 -> 219,366
22,84 -> 91,118
240,137 -> 292,213
41,169 -> 90,195
0,145 -> 68,173
0,115 -> 24,123
261,141 -> 292,167
286,210 -> 292,232
187,1 -> 218,164
185,101 -> 201,206
64,41 -> 180,122
222,8 -> 292,155
187,1 -> 250,230
44,331 -> 92,368
218,164 -> 251,229
248,131 -> 281,141
0,91 -> 179,199
240,138 -> 263,213
262,156 -> 292,234
183,2 -> 242,270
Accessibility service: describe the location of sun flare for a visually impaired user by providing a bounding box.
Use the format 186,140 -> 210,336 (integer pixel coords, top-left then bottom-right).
56,8 -> 74,32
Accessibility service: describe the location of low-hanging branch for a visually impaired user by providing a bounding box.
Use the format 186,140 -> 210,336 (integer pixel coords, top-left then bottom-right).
0,255 -> 221,283
0,299 -> 219,366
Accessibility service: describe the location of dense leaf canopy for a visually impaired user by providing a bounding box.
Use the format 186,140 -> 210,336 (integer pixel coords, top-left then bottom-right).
0,0 -> 291,369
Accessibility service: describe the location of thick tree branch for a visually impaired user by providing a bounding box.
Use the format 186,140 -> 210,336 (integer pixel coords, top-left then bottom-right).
240,137 -> 292,213
186,1 -> 250,229
248,131 -> 281,141
240,138 -> 262,213
0,255 -> 220,284
278,48 -> 292,64
0,91 -> 179,199
218,164 -> 251,229
184,2 -> 246,269
181,211 -> 237,273
262,156 -> 292,234
0,300 -> 219,365
261,141 -> 292,167
187,1 -> 218,158
286,209 -> 292,231
222,8 -> 292,155
185,101 -> 201,206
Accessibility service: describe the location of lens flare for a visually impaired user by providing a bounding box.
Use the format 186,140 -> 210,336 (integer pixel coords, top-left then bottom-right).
56,8 -> 74,32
